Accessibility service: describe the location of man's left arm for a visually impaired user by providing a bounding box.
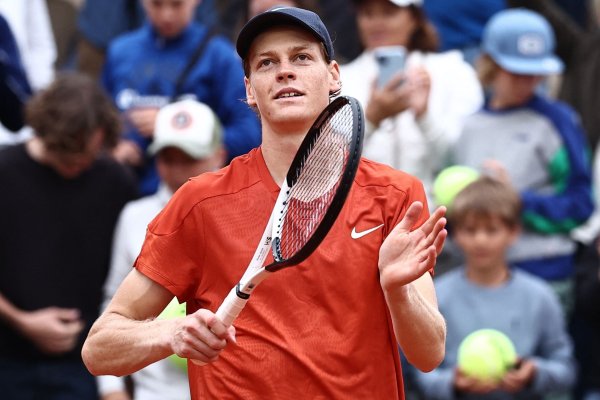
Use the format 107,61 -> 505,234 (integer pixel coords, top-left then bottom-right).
378,201 -> 447,372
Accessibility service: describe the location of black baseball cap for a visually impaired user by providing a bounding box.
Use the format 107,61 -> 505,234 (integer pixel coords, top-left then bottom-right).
236,6 -> 335,62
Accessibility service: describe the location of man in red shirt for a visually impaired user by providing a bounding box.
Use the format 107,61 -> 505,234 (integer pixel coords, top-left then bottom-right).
82,7 -> 447,399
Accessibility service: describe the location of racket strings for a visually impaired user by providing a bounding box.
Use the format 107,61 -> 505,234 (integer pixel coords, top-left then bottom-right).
277,104 -> 355,259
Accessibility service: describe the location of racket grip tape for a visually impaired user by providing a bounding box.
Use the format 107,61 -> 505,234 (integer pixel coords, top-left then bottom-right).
216,285 -> 249,327
190,287 -> 248,367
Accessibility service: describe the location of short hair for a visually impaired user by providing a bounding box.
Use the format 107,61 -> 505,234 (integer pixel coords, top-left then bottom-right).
25,72 -> 121,153
353,2 -> 439,53
448,176 -> 522,229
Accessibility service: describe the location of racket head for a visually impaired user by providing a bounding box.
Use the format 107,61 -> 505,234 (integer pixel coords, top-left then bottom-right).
268,96 -> 364,271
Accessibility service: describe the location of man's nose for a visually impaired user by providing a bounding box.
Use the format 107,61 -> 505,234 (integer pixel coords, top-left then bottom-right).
277,61 -> 296,81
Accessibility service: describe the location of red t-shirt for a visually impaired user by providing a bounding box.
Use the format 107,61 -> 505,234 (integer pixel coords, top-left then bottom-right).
135,147 -> 430,399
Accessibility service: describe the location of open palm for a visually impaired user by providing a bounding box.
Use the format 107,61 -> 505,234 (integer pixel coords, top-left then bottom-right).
378,202 -> 447,292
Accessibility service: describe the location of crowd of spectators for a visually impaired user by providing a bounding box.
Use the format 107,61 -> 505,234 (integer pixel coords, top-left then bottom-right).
0,0 -> 599,399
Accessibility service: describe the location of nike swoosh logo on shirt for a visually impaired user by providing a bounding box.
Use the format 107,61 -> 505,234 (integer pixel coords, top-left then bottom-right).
351,224 -> 384,239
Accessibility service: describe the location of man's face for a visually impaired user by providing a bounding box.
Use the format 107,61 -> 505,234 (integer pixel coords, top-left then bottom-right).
491,69 -> 541,109
43,129 -> 105,179
244,26 -> 340,133
156,147 -> 223,192
453,214 -> 519,272
142,0 -> 198,38
356,0 -> 416,50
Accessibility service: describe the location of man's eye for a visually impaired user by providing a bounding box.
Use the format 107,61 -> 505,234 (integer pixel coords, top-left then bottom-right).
296,54 -> 309,61
260,59 -> 273,67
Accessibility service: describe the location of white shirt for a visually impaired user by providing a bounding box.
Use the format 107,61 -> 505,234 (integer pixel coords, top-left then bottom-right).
98,184 -> 191,400
340,49 -> 483,205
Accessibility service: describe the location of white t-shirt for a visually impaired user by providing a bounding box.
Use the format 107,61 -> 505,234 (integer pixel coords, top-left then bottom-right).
98,184 -> 191,400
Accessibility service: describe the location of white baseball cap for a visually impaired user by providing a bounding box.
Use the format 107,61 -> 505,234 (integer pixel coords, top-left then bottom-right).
148,99 -> 222,159
389,0 -> 423,6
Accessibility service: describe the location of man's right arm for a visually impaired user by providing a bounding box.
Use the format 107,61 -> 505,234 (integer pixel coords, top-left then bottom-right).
82,269 -> 235,377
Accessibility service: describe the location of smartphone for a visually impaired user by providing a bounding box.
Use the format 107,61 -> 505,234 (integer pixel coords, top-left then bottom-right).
374,46 -> 407,88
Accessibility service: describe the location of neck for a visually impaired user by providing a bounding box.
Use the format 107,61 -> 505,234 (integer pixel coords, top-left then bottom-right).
26,137 -> 46,163
465,262 -> 510,287
488,93 -> 534,110
261,124 -> 310,185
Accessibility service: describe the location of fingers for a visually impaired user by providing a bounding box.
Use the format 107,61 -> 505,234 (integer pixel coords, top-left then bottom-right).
54,307 -> 81,322
383,72 -> 407,91
391,201 -> 424,235
206,313 -> 237,344
171,309 -> 236,365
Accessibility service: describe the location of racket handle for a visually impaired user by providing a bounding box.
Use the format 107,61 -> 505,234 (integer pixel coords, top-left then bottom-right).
190,287 -> 248,367
215,286 -> 249,327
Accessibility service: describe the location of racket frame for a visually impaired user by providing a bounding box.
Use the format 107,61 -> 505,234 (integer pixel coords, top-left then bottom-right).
214,96 -> 363,327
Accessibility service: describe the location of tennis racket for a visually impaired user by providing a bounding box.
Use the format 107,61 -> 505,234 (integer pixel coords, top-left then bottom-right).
213,95 -> 363,331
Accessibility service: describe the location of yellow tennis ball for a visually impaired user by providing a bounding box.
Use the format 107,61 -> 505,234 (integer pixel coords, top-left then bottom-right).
457,329 -> 518,383
433,166 -> 479,208
159,298 -> 188,372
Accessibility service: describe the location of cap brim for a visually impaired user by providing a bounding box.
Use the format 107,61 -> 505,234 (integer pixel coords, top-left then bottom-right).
237,11 -> 322,60
494,54 -> 564,75
148,140 -> 212,159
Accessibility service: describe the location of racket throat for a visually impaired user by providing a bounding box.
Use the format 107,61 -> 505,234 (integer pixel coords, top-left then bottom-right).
235,283 -> 250,299
237,270 -> 272,298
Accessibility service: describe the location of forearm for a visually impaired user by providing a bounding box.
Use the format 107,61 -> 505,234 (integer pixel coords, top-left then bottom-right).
82,311 -> 174,377
384,276 -> 446,372
0,292 -> 23,328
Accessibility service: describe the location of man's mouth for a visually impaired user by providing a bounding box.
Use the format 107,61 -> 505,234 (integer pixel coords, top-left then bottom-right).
275,89 -> 304,99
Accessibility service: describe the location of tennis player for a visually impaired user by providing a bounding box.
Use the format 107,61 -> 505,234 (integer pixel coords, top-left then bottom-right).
82,7 -> 447,399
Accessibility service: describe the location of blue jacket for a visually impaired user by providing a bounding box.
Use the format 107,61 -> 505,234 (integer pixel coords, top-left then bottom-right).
423,0 -> 506,51
0,14 -> 31,132
78,0 -> 218,49
103,22 -> 261,195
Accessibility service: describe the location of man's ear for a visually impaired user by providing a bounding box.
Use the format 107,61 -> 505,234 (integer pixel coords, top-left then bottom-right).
328,61 -> 341,95
244,77 -> 257,107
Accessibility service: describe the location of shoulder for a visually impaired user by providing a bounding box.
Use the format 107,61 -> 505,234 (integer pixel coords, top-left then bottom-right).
529,95 -> 580,123
121,194 -> 162,220
92,156 -> 138,190
0,144 -> 31,176
355,157 -> 425,194
203,32 -> 240,64
416,50 -> 470,71
0,144 -> 25,165
417,50 -> 479,84
340,52 -> 374,73
147,151 -> 259,234
511,269 -> 557,299
107,27 -> 147,55
172,150 -> 259,207
420,50 -> 464,65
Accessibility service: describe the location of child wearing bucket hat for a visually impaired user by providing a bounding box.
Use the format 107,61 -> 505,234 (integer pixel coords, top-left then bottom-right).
448,8 -> 593,312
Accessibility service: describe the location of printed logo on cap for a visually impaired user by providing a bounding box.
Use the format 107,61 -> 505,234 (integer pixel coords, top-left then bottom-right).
171,111 -> 192,132
517,33 -> 546,56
